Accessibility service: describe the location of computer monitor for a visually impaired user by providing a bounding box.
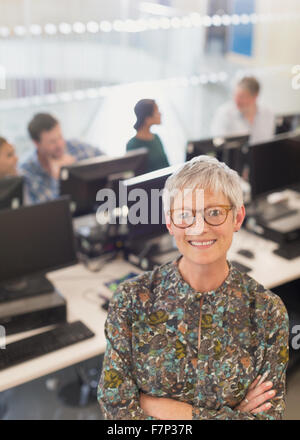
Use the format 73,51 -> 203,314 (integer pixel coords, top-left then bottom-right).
221,135 -> 250,174
275,114 -> 300,135
120,165 -> 180,242
186,137 -> 223,162
186,135 -> 249,174
0,176 -> 23,211
0,197 -> 77,301
249,132 -> 300,199
60,148 -> 148,217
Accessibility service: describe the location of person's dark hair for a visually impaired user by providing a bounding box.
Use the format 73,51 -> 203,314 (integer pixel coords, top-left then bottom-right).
133,99 -> 156,131
0,137 -> 7,149
28,113 -> 59,142
237,76 -> 260,96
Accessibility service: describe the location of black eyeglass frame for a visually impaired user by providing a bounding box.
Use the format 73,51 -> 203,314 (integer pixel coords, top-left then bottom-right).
169,205 -> 233,228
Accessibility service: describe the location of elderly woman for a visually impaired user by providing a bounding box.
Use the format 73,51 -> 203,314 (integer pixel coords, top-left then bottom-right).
98,155 -> 289,420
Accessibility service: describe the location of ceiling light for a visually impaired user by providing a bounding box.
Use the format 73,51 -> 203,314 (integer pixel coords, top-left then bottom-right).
170,17 -> 182,29
231,15 -> 240,25
44,24 -> 57,35
30,24 -> 42,35
86,21 -> 99,33
159,17 -> 171,30
59,22 -> 72,34
147,18 -> 160,30
221,15 -> 231,26
73,22 -> 86,34
212,15 -> 222,26
14,26 -> 27,36
0,27 -> 10,37
203,16 -> 212,27
99,21 -> 113,32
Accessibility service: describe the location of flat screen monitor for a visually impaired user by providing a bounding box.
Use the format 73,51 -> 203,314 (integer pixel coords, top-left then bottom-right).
186,135 -> 249,174
249,132 -> 300,199
275,114 -> 300,135
186,137 -> 223,162
60,148 -> 148,217
120,165 -> 180,241
0,176 -> 23,211
0,197 -> 77,287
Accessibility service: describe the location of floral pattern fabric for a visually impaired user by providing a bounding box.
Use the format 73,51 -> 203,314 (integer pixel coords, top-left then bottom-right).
97,258 -> 289,420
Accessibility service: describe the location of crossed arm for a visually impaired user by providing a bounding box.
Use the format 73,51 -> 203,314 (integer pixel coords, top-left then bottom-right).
139,375 -> 277,420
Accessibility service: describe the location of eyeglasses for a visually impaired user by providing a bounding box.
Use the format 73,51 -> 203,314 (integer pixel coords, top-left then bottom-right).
169,205 -> 233,228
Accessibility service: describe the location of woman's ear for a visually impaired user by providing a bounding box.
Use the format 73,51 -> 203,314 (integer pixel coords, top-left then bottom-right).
165,212 -> 174,235
234,205 -> 246,232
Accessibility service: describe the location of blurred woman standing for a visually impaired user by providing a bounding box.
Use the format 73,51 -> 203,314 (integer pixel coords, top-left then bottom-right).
126,99 -> 169,173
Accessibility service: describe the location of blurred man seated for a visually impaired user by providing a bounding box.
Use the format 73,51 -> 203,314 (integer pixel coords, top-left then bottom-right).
211,76 -> 275,144
20,113 -> 103,204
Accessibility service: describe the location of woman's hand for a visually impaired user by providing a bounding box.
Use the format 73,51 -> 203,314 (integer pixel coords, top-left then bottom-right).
235,375 -> 277,414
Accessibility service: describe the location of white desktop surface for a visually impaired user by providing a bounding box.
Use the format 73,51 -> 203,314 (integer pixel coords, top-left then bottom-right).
1,228 -> 300,392
229,228 -> 300,289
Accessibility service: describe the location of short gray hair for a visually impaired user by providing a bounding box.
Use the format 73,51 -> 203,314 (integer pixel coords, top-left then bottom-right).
237,76 -> 260,96
163,155 -> 243,216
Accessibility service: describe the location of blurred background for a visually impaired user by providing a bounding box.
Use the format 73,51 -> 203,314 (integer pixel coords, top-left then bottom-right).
1,0 -> 300,421
1,0 -> 300,165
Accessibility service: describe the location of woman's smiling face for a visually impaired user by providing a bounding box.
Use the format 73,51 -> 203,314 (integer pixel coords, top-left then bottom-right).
166,188 -> 245,267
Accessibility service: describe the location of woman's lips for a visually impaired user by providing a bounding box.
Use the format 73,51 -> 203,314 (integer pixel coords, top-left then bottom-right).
187,239 -> 217,249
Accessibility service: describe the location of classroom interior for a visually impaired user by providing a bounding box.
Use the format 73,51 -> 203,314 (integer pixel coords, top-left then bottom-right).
1,0 -> 300,420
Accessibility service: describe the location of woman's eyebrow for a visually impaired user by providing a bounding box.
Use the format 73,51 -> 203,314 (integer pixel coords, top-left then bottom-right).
173,204 -> 223,211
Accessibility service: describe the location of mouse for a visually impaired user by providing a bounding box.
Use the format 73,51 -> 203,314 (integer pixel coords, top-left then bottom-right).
237,248 -> 255,259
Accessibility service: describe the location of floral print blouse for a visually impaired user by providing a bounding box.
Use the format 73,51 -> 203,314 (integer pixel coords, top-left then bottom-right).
97,258 -> 289,420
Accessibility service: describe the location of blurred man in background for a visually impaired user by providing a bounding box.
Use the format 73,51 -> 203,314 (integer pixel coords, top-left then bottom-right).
20,113 -> 103,204
211,76 -> 275,144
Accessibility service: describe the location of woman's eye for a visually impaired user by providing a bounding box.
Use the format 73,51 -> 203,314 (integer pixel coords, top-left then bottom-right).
178,211 -> 192,219
208,209 -> 221,217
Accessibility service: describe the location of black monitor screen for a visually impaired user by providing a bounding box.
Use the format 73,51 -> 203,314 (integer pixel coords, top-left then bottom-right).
186,138 -> 222,162
60,148 -> 148,216
186,135 -> 249,174
121,166 -> 180,241
275,114 -> 300,135
0,176 -> 23,211
0,197 -> 77,284
249,133 -> 300,199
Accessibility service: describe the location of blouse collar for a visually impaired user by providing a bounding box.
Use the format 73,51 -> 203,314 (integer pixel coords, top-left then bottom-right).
167,256 -> 237,300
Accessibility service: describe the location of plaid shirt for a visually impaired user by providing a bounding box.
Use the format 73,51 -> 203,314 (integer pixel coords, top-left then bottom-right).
20,139 -> 103,204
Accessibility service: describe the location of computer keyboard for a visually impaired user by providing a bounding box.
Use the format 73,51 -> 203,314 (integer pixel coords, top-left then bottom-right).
273,240 -> 300,260
0,320 -> 95,370
231,260 -> 252,273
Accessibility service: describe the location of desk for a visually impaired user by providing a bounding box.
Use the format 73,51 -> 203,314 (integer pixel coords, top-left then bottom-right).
0,259 -> 143,392
1,229 -> 300,393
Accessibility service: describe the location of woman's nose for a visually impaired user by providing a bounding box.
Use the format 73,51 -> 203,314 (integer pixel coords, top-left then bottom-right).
185,214 -> 206,236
